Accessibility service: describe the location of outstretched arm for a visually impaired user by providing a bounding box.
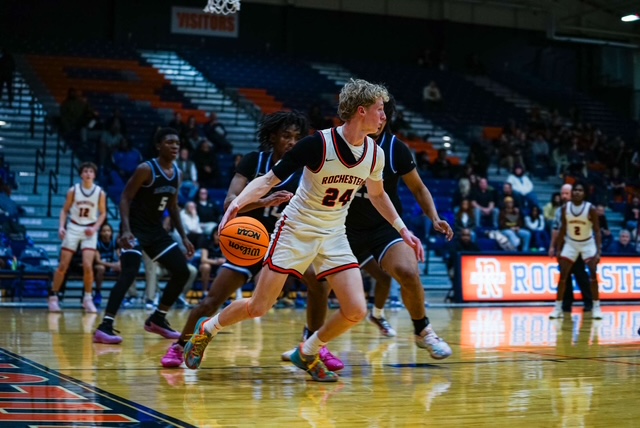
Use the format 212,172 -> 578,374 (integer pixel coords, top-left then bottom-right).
402,169 -> 453,241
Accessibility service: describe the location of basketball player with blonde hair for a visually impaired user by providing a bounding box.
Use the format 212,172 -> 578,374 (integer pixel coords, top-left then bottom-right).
48,162 -> 106,313
184,79 -> 424,382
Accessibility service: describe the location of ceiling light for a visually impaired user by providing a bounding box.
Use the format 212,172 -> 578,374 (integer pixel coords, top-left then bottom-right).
621,14 -> 639,22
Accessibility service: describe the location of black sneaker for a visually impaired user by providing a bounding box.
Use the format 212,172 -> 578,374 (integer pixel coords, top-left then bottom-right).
144,316 -> 180,339
367,313 -> 397,337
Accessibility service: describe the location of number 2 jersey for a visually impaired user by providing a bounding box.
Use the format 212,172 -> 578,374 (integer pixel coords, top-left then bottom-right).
272,127 -> 384,230
564,201 -> 593,241
129,159 -> 179,234
235,150 -> 302,234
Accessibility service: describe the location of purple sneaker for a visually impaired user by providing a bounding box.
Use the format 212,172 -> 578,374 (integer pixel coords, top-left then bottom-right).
144,316 -> 181,340
161,343 -> 185,368
93,324 -> 122,344
319,346 -> 344,372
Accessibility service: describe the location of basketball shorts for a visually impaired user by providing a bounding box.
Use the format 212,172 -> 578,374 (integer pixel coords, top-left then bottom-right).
264,215 -> 358,280
560,237 -> 597,262
131,226 -> 178,261
347,222 -> 403,266
219,260 -> 262,283
61,222 -> 97,252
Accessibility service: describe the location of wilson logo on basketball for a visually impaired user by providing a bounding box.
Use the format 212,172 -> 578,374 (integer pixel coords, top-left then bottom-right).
236,228 -> 261,240
228,241 -> 262,256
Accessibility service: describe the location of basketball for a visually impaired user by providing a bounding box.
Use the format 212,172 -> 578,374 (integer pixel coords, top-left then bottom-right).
219,216 -> 270,266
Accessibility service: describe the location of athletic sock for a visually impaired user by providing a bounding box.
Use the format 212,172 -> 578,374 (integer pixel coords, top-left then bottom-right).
412,317 -> 429,336
203,313 -> 222,335
302,332 -> 326,356
373,307 -> 385,319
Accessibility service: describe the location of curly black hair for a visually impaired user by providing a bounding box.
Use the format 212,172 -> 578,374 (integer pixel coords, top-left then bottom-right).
257,111 -> 309,151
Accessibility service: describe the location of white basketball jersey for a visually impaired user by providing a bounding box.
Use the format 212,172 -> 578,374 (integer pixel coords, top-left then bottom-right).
565,201 -> 592,241
69,183 -> 102,225
282,128 -> 384,230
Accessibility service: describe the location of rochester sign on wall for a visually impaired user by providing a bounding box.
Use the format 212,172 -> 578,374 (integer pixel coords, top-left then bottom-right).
171,6 -> 238,38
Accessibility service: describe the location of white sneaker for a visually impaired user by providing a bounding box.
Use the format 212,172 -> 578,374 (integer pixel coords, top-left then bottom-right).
415,325 -> 452,360
592,306 -> 603,319
281,348 -> 295,361
48,295 -> 61,312
549,308 -> 564,319
82,295 -> 97,313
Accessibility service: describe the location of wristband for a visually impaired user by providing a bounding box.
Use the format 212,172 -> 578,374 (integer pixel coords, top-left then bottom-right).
392,217 -> 406,233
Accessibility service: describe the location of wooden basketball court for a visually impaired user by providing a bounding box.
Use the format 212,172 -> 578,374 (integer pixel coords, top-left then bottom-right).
1,304 -> 639,427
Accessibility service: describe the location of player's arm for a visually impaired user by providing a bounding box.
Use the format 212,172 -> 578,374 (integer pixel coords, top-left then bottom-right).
58,187 -> 75,239
557,208 -> 567,253
87,190 -> 107,237
220,171 -> 282,231
402,169 -> 453,241
169,170 -> 195,257
224,173 -> 291,213
366,177 -> 424,262
118,163 -> 152,247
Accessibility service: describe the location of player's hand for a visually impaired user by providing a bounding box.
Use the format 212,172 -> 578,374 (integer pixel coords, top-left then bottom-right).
400,228 -> 425,262
218,203 -> 240,235
118,232 -> 136,249
58,227 -> 66,240
433,219 -> 454,241
183,237 -> 195,258
548,247 -> 555,257
261,190 -> 293,207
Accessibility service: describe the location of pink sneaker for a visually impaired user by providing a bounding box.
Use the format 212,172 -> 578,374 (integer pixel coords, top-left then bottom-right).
161,343 -> 184,368
319,346 -> 344,371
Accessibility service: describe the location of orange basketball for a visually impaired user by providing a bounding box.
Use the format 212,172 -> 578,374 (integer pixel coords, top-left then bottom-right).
219,216 -> 270,266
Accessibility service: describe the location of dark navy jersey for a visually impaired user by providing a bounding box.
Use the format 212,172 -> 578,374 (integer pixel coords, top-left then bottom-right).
97,237 -> 118,263
130,159 -> 179,232
346,133 -> 416,230
236,151 -> 302,234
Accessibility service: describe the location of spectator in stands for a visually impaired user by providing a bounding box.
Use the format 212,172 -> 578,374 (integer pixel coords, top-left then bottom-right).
524,205 -> 549,251
99,121 -> 125,170
198,228 -> 226,293
466,140 -> 491,178
596,204 -> 613,252
93,222 -> 120,308
109,138 -> 143,189
422,81 -> 443,112
495,133 -> 523,175
454,199 -> 476,241
430,148 -> 454,179
552,143 -> 570,177
607,166 -> 626,203
203,112 -> 233,154
60,88 -> 96,146
543,192 -> 562,231
506,165 -> 539,210
606,229 -> 637,255
471,177 -> 499,229
624,195 -> 640,231
0,49 -> 15,108
530,133 -> 550,178
308,104 -> 332,131
176,148 -> 198,201
168,112 -> 186,141
193,141 -> 219,188
183,116 -> 203,151
104,108 -> 128,136
447,228 -> 480,293
195,187 -> 221,237
499,196 -> 530,252
499,182 -> 524,212
180,201 -> 204,249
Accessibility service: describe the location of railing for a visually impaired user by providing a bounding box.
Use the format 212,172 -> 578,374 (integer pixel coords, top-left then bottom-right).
32,128 -> 47,194
46,170 -> 58,217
